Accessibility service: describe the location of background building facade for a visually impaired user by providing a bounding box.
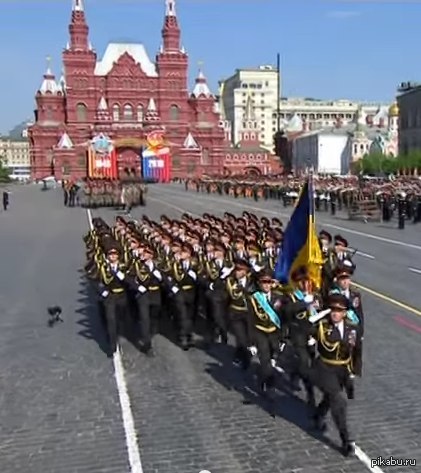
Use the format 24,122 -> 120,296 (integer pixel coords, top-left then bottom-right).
291,104 -> 399,175
28,0 -> 225,181
219,67 -> 393,150
218,66 -> 279,148
0,120 -> 31,182
397,82 -> 421,155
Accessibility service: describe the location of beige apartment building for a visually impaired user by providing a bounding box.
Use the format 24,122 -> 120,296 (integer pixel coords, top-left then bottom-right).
0,137 -> 31,181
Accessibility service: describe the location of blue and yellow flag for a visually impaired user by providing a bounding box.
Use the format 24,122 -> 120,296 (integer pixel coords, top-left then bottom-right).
274,175 -> 324,288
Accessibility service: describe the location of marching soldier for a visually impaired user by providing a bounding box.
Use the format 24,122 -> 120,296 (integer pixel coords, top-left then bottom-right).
97,242 -> 129,357
311,293 -> 363,457
129,244 -> 163,356
284,266 -> 321,406
224,259 -> 254,369
247,270 -> 284,393
169,242 -> 202,350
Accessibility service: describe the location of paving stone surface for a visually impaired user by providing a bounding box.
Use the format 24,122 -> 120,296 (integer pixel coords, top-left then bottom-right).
1,184 -> 420,473
0,186 -> 129,473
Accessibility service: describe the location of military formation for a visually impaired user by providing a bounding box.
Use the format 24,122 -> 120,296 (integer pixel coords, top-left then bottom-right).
83,210 -> 364,457
185,175 -> 421,224
73,179 -> 147,210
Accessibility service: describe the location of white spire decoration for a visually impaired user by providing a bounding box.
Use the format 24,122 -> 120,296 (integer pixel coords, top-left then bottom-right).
98,96 -> 108,111
147,98 -> 157,111
183,132 -> 199,149
72,0 -> 84,12
165,0 -> 176,16
57,132 -> 74,149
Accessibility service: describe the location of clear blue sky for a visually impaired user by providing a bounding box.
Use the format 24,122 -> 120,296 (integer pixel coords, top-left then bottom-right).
1,0 -> 420,133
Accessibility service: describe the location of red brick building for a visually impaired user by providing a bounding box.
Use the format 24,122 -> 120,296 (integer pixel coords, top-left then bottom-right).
28,0 -> 225,180
222,97 -> 281,176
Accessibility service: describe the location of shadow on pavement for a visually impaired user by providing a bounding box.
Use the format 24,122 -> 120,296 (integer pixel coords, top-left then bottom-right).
204,347 -> 344,458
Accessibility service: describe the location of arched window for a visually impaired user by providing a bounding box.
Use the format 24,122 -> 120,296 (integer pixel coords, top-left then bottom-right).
113,104 -> 120,122
137,105 -> 144,122
76,103 -> 87,122
170,105 -> 179,121
123,104 -> 133,121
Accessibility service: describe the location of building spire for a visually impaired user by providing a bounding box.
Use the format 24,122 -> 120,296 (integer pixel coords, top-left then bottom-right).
39,56 -> 59,95
72,0 -> 84,11
192,64 -> 212,98
69,0 -> 89,50
165,0 -> 176,16
45,55 -> 53,75
162,0 -> 180,51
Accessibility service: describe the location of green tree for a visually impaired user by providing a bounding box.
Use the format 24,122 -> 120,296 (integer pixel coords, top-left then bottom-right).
0,154 -> 11,182
396,150 -> 421,173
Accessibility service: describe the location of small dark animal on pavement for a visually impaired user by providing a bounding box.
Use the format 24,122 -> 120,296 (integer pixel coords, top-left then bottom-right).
47,306 -> 64,327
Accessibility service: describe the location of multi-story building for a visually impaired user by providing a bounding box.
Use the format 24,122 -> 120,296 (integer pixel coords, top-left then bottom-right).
28,0 -> 225,181
291,104 -> 399,175
0,137 -> 31,181
219,68 -> 392,148
219,66 -> 279,148
397,81 -> 421,154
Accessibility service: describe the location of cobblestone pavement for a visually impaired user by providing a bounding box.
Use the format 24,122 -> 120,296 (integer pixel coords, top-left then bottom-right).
1,184 -> 420,473
98,187 -> 420,473
0,186 -> 129,473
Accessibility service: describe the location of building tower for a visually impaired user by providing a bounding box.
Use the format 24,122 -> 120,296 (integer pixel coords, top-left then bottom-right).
63,0 -> 97,126
156,0 -> 189,124
29,59 -> 66,178
388,101 -> 399,134
238,95 -> 259,147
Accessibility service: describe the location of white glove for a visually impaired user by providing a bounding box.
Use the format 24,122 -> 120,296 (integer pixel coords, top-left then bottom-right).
307,336 -> 316,347
308,308 -> 331,324
187,269 -> 197,280
138,285 -> 147,294
116,271 -> 125,281
101,290 -> 109,298
252,264 -> 264,272
171,286 -> 180,295
220,267 -> 233,280
271,358 -> 277,367
304,294 -> 314,304
248,346 -> 258,356
279,342 -> 286,352
152,269 -> 162,281
349,374 -> 355,379
209,282 -> 214,291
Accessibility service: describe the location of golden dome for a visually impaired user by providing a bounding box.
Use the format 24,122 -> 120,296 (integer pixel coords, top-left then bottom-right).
389,102 -> 399,117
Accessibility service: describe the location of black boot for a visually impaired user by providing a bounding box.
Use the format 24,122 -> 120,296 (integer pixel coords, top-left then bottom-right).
340,437 -> 355,457
312,414 -> 327,433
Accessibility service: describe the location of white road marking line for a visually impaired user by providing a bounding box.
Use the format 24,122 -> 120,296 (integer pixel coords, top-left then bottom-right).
356,251 -> 375,259
157,187 -> 421,251
86,208 -> 143,473
354,445 -> 385,473
409,267 -> 421,275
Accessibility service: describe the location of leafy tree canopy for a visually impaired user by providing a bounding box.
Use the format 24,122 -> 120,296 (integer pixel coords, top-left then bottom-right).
0,155 -> 11,183
355,151 -> 421,175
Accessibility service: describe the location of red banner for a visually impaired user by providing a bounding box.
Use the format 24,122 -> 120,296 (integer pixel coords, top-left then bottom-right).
88,147 -> 118,179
